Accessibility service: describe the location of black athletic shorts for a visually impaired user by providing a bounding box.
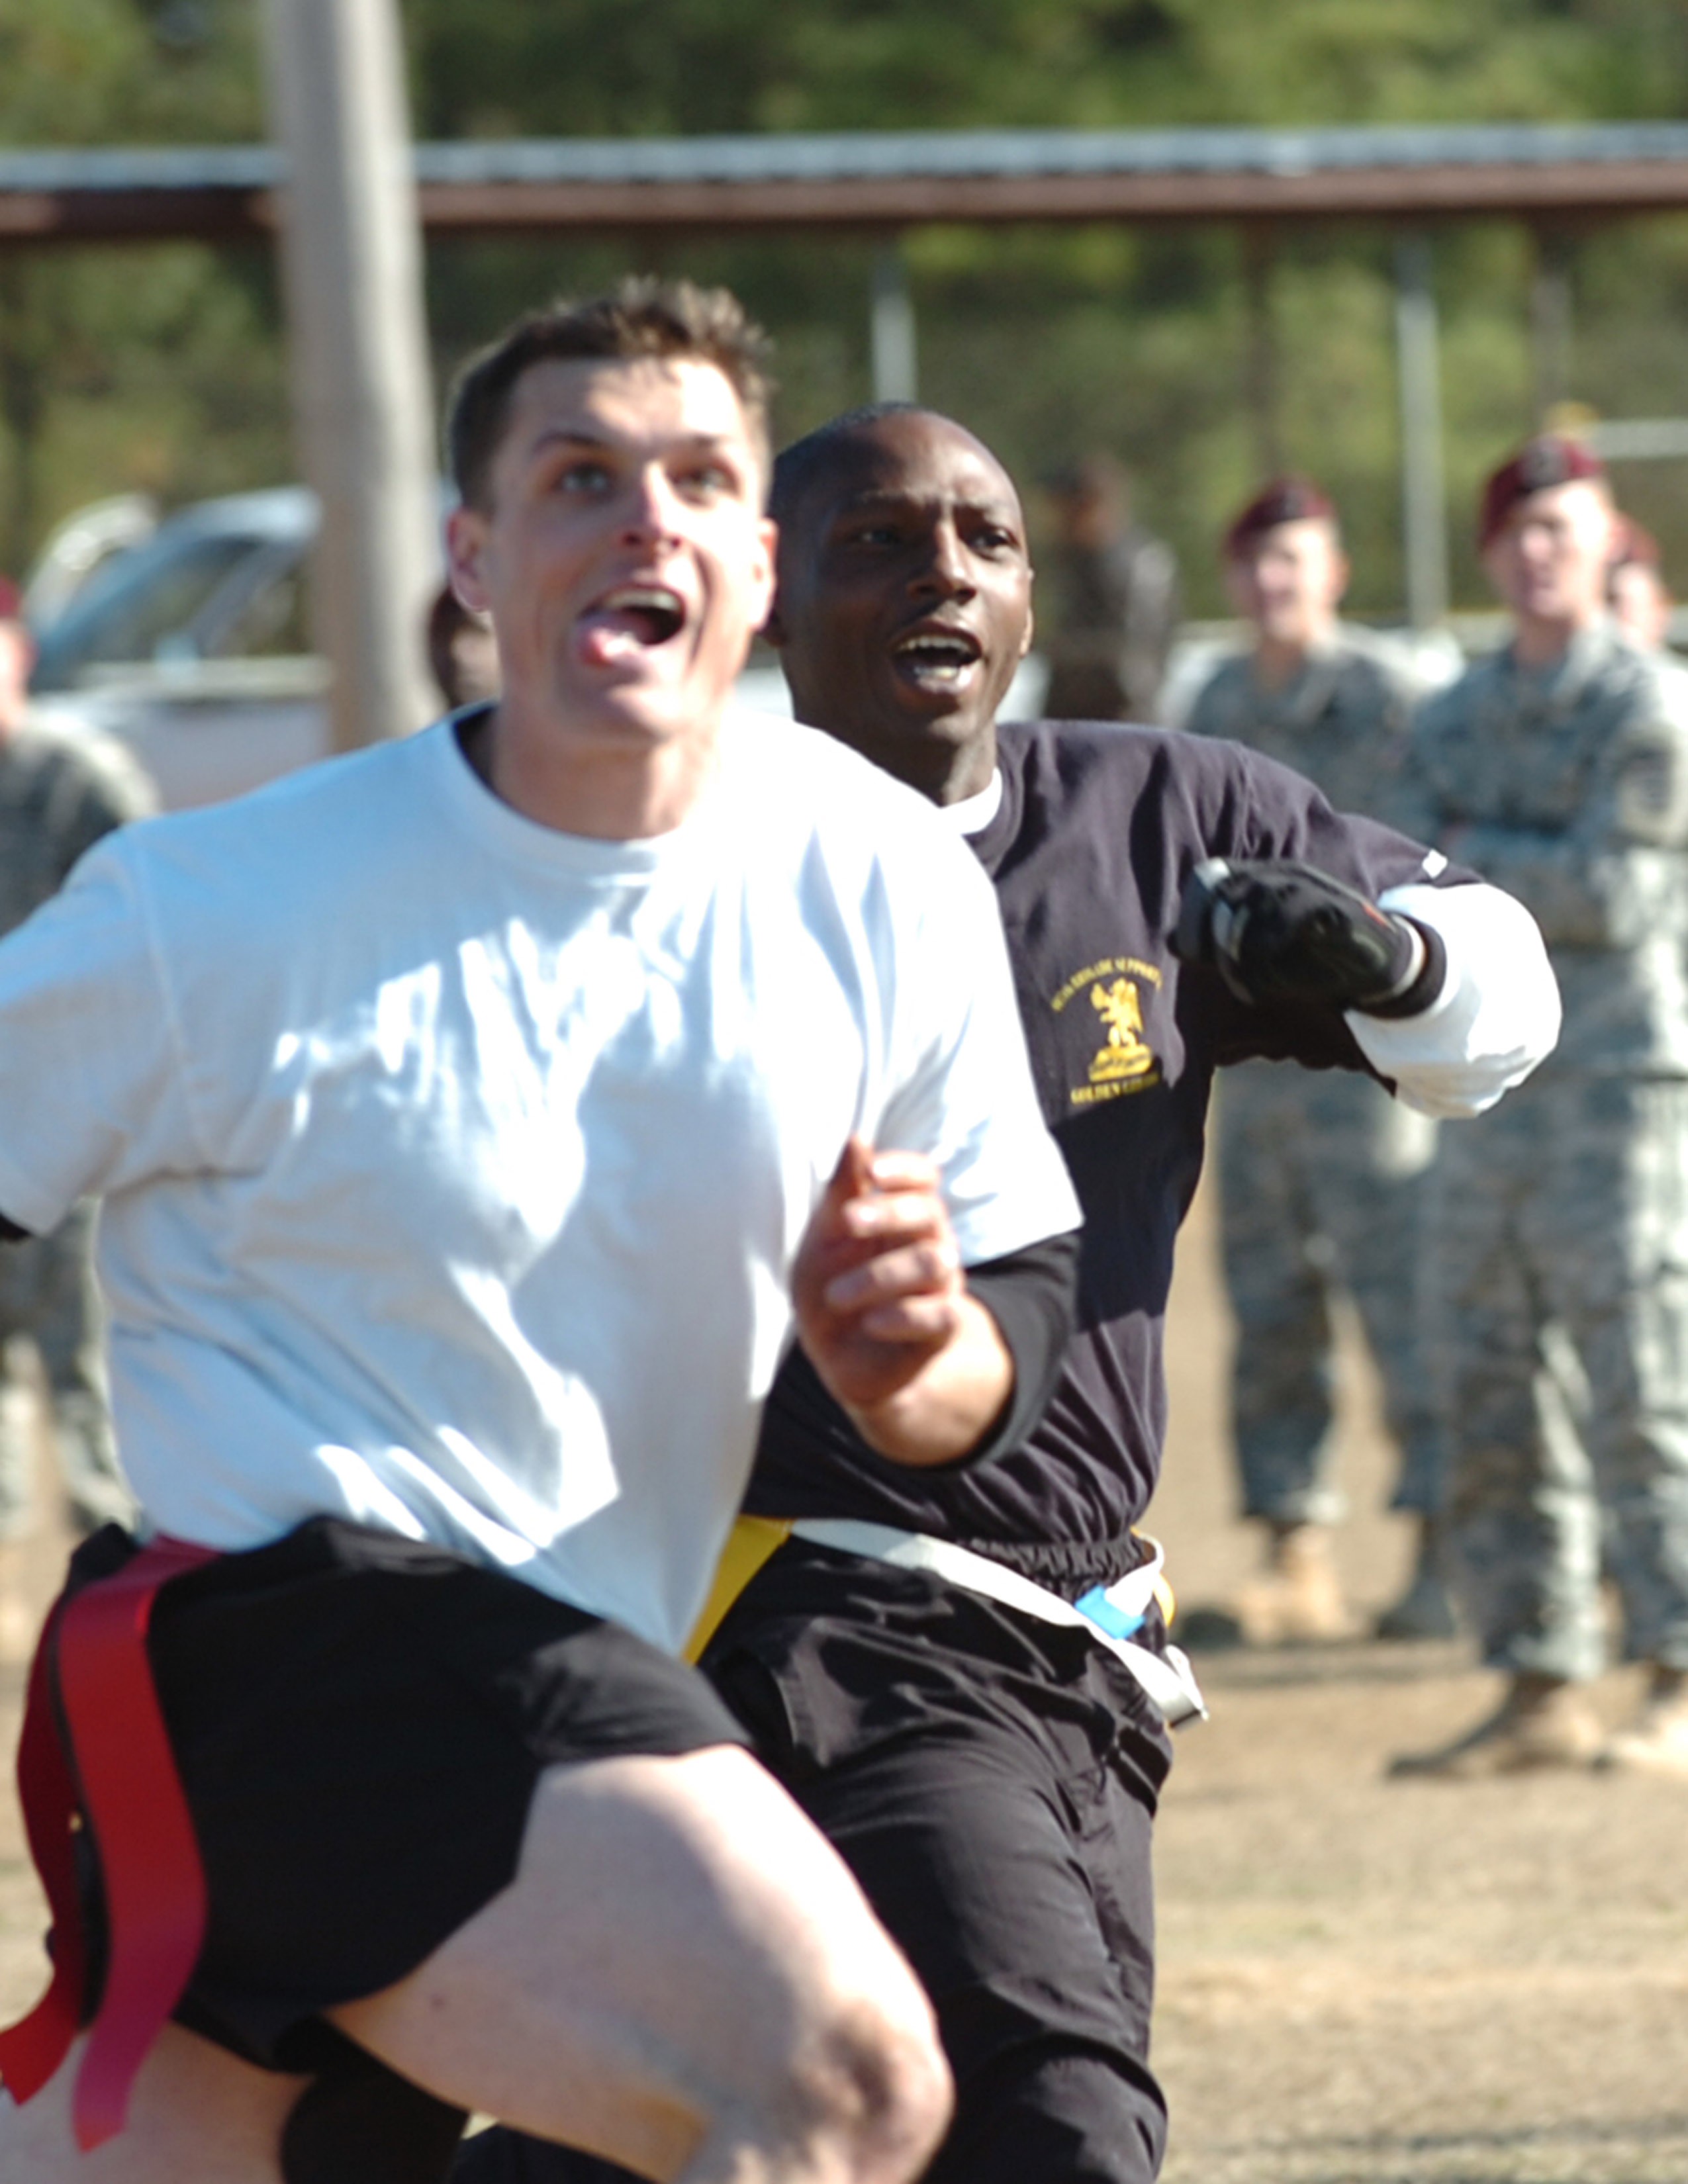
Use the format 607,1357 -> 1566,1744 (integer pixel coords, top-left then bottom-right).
706,1542 -> 1174,2184
455,1537 -> 1176,2184
57,1517 -> 749,2077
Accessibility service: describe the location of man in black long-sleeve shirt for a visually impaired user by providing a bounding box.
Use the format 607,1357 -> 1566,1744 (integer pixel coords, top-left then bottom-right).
457,408 -> 1557,2184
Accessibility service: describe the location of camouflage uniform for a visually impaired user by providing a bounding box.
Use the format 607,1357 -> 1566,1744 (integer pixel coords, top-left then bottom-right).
1407,622 -> 1688,1679
0,719 -> 154,1537
1185,629 -> 1446,1525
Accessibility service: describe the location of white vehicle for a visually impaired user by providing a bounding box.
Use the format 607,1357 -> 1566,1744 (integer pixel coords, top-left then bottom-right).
29,488 -> 327,810
24,492 -> 161,630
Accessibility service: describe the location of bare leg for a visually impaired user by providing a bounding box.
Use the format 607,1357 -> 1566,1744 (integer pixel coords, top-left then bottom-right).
0,1747 -> 947,2183
0,2023 -> 306,2182
330,1746 -> 951,2183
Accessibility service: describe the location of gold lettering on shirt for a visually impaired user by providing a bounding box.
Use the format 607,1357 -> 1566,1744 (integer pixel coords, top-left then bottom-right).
1049,956 -> 1164,1015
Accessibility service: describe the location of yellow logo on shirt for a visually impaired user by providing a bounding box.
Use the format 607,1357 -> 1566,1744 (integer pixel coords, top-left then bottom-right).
1089,978 -> 1156,1083
1049,956 -> 1163,1106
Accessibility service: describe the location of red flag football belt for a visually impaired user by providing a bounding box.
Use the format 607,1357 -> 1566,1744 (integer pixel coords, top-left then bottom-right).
0,1535 -> 219,2150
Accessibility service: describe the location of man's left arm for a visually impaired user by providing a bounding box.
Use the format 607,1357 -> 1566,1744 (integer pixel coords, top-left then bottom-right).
793,1136 -> 1078,1469
1175,854 -> 1560,1120
1345,877 -> 1560,1119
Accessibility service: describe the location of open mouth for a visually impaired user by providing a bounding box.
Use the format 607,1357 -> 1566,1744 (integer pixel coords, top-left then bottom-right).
576,584 -> 687,667
890,625 -> 983,688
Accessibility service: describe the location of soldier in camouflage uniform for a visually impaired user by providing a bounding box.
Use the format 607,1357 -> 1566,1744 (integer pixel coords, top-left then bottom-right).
1185,480 -> 1452,1644
1391,435 -> 1688,1777
0,590 -> 152,1645
1040,456 -> 1181,724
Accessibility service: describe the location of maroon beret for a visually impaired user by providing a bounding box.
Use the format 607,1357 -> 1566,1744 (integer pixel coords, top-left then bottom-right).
1478,435 -> 1606,548
1223,477 -> 1336,559
0,577 -> 23,623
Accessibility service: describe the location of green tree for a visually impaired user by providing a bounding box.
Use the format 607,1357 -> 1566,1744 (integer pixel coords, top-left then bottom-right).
0,0 -> 274,570
400,0 -> 1688,137
404,0 -> 1688,612
6,0 -> 1688,608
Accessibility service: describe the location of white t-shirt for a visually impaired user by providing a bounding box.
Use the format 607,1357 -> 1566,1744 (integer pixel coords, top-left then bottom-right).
0,712 -> 1078,1653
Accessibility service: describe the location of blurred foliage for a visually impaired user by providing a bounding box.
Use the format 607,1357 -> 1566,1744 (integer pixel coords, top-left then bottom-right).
3,0 -> 1688,608
0,0 -> 261,144
0,0 -> 269,569
400,0 -> 1688,137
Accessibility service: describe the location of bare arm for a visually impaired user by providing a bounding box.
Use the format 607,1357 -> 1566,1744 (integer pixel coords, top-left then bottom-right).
793,1136 -> 1014,1469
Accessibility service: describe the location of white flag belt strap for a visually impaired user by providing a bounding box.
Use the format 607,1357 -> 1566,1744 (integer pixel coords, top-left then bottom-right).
788,1518 -> 1207,1726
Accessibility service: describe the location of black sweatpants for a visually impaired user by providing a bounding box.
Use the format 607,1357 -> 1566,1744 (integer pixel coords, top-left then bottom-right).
454,1538 -> 1173,2184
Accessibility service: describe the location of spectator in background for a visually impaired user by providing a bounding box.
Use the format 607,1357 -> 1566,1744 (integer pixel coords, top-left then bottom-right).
1184,481 -> 1453,1645
1393,435 -> 1688,1778
0,578 -> 153,1655
426,580 -> 501,711
1039,455 -> 1180,723
1608,515 -> 1675,655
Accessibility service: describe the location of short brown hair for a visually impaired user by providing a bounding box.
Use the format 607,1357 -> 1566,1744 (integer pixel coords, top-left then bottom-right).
446,277 -> 774,510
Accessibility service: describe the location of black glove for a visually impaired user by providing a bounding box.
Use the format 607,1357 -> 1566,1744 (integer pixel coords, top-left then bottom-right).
1172,857 -> 1444,1015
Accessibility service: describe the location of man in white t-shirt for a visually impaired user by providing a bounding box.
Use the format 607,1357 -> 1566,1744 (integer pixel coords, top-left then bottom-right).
0,283 -> 1080,2184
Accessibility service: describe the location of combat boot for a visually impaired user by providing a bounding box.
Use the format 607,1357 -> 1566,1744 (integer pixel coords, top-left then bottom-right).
1387,1670 -> 1604,1779
1375,1516 -> 1459,1642
1601,1664 -> 1688,1776
1232,1520 -> 1359,1645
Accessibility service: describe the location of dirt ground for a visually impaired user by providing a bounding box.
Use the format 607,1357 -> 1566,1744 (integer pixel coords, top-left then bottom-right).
3,1179 -> 1688,2181
1149,1183 -> 1688,2184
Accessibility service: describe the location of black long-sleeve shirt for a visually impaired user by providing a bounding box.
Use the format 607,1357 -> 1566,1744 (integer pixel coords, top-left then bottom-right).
748,719 -> 1474,1592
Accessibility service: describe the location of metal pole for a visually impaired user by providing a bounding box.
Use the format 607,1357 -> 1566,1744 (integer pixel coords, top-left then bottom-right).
1393,234 -> 1449,629
1241,228 -> 1282,479
870,244 -> 917,404
1529,230 -> 1574,427
260,0 -> 439,752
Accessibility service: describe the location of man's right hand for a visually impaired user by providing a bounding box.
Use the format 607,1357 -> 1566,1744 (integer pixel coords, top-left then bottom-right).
792,1137 -> 1013,1469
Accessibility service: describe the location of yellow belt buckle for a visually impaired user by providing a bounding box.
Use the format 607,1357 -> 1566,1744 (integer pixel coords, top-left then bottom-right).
684,1515 -> 794,1662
